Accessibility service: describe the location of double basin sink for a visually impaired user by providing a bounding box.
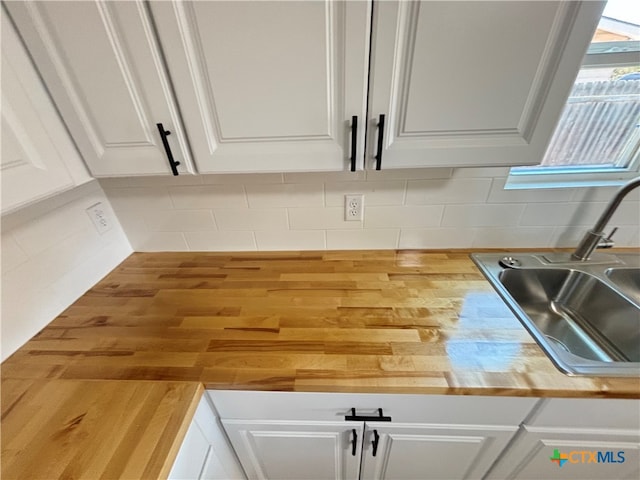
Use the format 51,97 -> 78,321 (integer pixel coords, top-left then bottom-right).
472,252 -> 639,377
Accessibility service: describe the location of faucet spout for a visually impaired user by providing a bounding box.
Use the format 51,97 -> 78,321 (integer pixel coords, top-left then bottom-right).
572,176 -> 640,261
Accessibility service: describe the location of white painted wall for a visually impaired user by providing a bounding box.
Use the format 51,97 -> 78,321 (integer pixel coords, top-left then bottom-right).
101,167 -> 640,252
1,181 -> 133,361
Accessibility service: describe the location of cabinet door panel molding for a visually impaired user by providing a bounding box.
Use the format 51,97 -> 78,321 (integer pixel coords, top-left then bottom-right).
5,0 -> 195,176
7,0 -> 605,176
367,0 -> 605,169
151,0 -> 370,173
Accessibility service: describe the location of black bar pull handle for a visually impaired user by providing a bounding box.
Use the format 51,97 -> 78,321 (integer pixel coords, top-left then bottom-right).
156,123 -> 180,176
372,429 -> 380,457
374,114 -> 385,171
350,115 -> 358,172
351,429 -> 358,456
345,407 -> 392,422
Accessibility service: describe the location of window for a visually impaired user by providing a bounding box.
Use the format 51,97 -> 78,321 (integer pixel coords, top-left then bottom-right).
507,0 -> 640,189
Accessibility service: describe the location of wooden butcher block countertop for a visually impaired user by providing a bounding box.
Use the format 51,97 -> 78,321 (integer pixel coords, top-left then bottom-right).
2,250 -> 639,479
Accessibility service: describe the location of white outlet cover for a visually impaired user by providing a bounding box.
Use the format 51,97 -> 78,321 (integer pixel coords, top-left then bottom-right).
86,202 -> 112,235
344,194 -> 364,221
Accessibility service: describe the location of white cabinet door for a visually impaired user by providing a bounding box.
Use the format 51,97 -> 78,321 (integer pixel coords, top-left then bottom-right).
1,10 -> 89,214
360,422 -> 518,480
5,0 -> 194,177
150,1 -> 370,173
486,425 -> 640,480
367,0 -> 605,170
169,396 -> 245,480
222,420 -> 363,480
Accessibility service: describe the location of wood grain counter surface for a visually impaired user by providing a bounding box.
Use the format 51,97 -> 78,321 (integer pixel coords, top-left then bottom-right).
2,250 -> 639,479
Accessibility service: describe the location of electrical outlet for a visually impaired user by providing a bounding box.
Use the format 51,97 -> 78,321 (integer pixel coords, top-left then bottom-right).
86,202 -> 112,234
344,194 -> 364,221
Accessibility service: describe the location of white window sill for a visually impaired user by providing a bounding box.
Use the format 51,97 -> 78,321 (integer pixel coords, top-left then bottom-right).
505,166 -> 640,190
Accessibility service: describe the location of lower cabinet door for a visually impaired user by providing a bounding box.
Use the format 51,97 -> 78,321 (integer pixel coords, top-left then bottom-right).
359,422 -> 519,480
169,397 -> 246,480
221,420 -> 364,480
485,426 -> 640,480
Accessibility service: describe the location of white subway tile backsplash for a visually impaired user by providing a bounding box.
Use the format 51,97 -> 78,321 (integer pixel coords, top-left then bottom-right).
143,210 -> 216,232
170,185 -> 246,209
49,240 -> 132,305
550,226 -> 592,248
325,181 -> 405,206
487,178 -> 574,204
442,204 -> 525,227
98,177 -> 137,188
11,199 -> 93,256
112,175 -> 204,187
519,202 -> 610,227
366,167 -> 452,181
399,228 -> 476,249
288,207 -> 357,230
101,170 -> 639,252
452,167 -> 510,178
365,205 -> 443,228
111,209 -> 148,237
202,173 -> 284,184
184,231 -> 256,251
406,178 -> 492,205
4,227 -> 105,296
611,201 -> 640,225
551,224 -> 640,248
1,233 -> 28,274
214,208 -> 288,231
284,171 -> 366,183
255,230 -> 325,250
627,227 -> 640,247
571,185 -> 640,203
472,227 -> 555,248
1,184 -> 132,361
246,184 -> 324,208
104,187 -> 173,211
326,229 -> 399,250
126,231 -> 189,251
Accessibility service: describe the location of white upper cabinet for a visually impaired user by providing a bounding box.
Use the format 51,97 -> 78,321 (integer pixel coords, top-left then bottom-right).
149,0 -> 370,173
5,0 -> 195,177
1,10 -> 91,214
7,0 -> 604,175
366,0 -> 605,170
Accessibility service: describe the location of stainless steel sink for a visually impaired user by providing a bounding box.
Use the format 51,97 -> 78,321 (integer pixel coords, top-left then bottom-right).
606,267 -> 640,305
472,252 -> 640,376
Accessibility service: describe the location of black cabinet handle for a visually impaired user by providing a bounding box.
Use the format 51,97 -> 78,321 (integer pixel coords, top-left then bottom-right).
374,114 -> 385,171
156,123 -> 180,176
372,429 -> 380,457
351,429 -> 358,456
345,408 -> 392,422
350,115 -> 358,172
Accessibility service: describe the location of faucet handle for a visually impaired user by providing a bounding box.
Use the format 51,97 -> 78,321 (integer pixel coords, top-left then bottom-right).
598,227 -> 618,249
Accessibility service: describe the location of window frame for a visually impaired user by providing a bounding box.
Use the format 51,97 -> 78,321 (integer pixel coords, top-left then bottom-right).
506,39 -> 640,190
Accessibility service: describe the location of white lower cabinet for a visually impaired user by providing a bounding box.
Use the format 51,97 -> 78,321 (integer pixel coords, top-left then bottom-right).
486,398 -> 640,480
169,395 -> 245,480
222,420 -> 363,480
208,391 -> 537,480
360,423 -> 517,480
485,426 -> 639,480
182,392 -> 639,480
